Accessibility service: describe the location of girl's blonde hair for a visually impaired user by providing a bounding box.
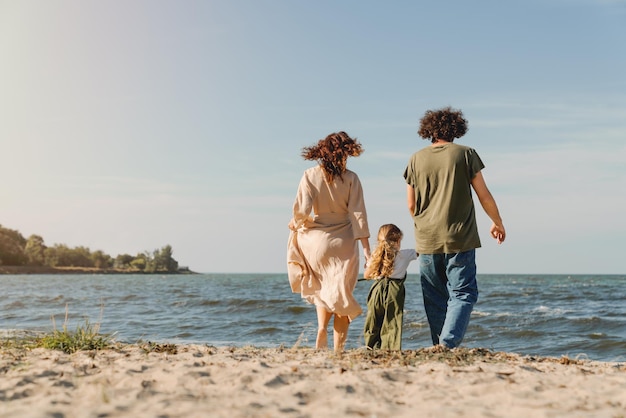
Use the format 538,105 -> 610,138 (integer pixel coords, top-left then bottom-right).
364,224 -> 403,279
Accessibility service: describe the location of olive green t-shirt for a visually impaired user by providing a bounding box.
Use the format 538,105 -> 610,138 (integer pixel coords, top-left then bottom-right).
403,143 -> 485,254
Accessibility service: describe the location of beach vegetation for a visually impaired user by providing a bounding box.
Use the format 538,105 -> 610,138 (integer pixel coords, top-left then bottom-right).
39,319 -> 113,354
340,346 -> 523,367
0,323 -> 113,355
0,305 -> 114,354
139,341 -> 178,354
37,305 -> 114,354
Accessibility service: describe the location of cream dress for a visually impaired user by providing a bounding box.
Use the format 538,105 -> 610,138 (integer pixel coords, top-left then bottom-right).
287,166 -> 369,320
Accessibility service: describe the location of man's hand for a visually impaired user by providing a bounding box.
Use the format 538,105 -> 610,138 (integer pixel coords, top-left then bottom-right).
490,223 -> 506,244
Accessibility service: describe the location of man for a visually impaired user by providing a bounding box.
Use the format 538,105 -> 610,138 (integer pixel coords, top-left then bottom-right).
404,107 -> 506,349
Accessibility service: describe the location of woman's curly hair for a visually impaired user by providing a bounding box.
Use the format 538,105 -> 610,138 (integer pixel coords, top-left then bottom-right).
301,131 -> 363,183
364,224 -> 403,279
418,106 -> 468,143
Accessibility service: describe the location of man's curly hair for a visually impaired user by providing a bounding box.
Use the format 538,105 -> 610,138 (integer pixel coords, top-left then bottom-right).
301,131 -> 364,182
418,106 -> 468,143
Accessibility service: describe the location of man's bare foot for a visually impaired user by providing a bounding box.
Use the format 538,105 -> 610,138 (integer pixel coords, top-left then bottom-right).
424,344 -> 451,353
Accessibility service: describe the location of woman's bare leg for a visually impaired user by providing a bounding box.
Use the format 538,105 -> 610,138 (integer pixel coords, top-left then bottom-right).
333,314 -> 350,353
316,306 -> 332,350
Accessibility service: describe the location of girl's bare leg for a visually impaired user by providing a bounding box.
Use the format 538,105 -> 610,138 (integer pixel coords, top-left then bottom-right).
333,314 -> 350,353
315,306 -> 332,350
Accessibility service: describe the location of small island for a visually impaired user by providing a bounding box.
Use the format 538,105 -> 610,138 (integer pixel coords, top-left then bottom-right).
0,224 -> 194,274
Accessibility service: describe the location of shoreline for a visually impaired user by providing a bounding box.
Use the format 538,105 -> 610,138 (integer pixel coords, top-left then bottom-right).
0,266 -> 197,275
1,343 -> 624,417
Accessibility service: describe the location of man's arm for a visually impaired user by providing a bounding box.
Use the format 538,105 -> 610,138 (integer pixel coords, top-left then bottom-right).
406,184 -> 416,215
471,171 -> 506,244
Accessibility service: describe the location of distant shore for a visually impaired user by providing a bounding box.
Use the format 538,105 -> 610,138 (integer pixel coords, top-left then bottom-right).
0,265 -> 197,275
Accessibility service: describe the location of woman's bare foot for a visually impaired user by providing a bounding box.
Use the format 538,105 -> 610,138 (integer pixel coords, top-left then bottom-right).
333,333 -> 347,354
316,328 -> 328,350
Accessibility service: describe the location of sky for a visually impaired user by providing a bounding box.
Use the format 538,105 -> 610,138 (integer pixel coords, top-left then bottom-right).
1,0 -> 625,275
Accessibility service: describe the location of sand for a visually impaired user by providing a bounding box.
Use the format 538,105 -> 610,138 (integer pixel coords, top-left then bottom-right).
1,343 -> 625,418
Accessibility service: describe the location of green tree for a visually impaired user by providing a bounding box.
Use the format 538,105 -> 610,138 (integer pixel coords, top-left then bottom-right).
91,250 -> 112,269
130,256 -> 147,271
24,234 -> 46,266
44,246 -> 58,267
158,245 -> 179,272
114,253 -> 134,269
135,250 -> 154,273
45,244 -> 93,267
149,245 -> 179,272
0,225 -> 27,266
68,246 -> 93,267
45,244 -> 67,267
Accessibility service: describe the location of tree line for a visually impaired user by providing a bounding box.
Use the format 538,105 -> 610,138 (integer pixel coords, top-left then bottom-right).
0,224 -> 182,273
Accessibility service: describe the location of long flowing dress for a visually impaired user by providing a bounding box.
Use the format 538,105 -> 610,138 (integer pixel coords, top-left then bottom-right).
287,166 -> 369,320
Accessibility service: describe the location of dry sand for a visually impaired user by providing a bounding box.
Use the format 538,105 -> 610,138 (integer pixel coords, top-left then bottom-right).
1,344 -> 625,418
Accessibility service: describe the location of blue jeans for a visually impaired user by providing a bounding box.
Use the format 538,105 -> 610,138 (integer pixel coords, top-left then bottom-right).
419,250 -> 478,348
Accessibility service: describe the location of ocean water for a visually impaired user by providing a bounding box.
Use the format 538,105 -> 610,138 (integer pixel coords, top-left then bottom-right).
1,274 -> 625,362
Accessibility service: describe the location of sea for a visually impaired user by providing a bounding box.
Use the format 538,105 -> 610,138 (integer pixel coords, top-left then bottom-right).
1,273 -> 625,363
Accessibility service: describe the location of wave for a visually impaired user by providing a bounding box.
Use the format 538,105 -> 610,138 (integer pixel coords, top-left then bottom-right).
2,273 -> 625,361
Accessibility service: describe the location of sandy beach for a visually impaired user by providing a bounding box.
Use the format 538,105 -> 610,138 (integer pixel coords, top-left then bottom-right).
1,343 -> 625,418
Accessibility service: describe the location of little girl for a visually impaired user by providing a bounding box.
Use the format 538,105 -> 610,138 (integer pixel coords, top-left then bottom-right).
363,224 -> 417,350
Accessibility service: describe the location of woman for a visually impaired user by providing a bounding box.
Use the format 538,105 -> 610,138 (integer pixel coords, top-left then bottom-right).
287,131 -> 371,353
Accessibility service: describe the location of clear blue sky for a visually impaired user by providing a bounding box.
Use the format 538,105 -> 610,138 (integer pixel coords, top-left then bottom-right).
1,1 -> 625,274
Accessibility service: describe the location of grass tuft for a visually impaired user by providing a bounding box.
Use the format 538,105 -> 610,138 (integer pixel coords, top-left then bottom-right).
35,303 -> 114,354
39,319 -> 113,354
